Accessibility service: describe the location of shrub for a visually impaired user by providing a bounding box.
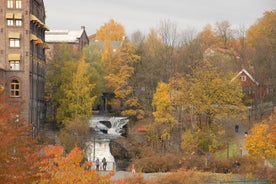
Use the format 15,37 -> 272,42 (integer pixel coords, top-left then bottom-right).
132,154 -> 182,173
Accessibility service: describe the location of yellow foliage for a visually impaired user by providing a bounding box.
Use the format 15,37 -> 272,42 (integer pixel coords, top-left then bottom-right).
245,123 -> 276,159
246,10 -> 276,48
152,82 -> 177,124
96,19 -> 126,41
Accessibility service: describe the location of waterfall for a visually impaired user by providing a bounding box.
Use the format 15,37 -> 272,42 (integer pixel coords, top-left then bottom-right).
86,116 -> 128,171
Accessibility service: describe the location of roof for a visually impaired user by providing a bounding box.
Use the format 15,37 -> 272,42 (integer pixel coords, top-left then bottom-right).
231,69 -> 259,85
45,28 -> 85,43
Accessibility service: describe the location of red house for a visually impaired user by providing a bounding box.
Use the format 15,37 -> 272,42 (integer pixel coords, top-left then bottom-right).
232,69 -> 266,103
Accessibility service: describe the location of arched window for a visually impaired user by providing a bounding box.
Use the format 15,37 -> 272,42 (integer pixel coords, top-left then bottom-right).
10,79 -> 20,97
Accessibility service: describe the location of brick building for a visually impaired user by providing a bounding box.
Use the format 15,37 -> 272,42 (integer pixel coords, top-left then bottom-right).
0,0 -> 48,136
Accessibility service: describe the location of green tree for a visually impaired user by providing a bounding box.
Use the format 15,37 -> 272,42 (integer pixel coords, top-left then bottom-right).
83,43 -> 105,107
56,57 -> 96,124
46,44 -> 81,122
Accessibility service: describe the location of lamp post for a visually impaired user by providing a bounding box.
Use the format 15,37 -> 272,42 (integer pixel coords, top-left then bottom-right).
93,135 -> 96,161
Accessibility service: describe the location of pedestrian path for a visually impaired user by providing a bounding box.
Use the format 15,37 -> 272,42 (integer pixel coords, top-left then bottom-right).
235,123 -> 248,156
99,171 -> 167,181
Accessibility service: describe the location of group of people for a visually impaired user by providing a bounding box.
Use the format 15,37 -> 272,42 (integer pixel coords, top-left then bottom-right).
95,157 -> 107,171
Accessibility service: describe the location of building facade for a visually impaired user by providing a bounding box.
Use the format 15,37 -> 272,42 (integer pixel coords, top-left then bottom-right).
45,26 -> 89,60
0,0 -> 48,136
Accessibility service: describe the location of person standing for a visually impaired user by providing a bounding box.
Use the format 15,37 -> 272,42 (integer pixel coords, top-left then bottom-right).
131,164 -> 136,174
235,124 -> 239,133
95,158 -> 100,171
102,157 -> 107,171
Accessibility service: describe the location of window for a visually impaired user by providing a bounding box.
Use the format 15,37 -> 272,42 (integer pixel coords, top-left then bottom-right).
7,19 -> 14,26
10,79 -> 20,97
9,60 -> 20,70
241,75 -> 246,81
15,19 -> 22,26
6,13 -> 14,26
15,0 -> 22,9
8,54 -> 20,70
7,0 -> 13,8
9,38 -> 20,47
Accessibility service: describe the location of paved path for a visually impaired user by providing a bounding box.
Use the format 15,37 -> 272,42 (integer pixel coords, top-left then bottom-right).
235,123 -> 248,156
99,171 -> 167,181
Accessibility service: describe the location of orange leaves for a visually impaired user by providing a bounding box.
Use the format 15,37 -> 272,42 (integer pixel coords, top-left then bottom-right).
0,96 -> 41,183
38,145 -> 112,184
0,89 -> 110,184
245,108 -> 276,159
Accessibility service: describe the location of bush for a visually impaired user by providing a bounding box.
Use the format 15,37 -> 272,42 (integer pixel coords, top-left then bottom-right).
147,170 -> 209,184
133,154 -> 182,173
209,156 -> 276,183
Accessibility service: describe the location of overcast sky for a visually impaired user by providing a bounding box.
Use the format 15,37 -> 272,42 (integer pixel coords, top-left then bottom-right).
44,0 -> 276,36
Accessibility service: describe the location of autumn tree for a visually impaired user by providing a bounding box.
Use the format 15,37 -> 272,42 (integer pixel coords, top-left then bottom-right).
104,40 -> 144,119
56,57 -> 96,124
198,24 -> 218,50
95,19 -> 126,41
83,43 -> 106,106
38,145 -> 112,184
59,118 -> 90,153
46,44 -> 81,122
149,81 -> 174,152
131,29 -> 164,114
176,34 -> 203,75
0,96 -> 41,183
152,81 -> 177,139
181,129 -> 199,156
215,21 -> 234,49
151,61 -> 245,153
185,61 -> 245,127
245,108 -> 276,160
246,10 -> 276,105
95,20 -> 144,119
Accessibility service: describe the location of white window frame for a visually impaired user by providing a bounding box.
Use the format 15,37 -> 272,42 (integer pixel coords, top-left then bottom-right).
15,19 -> 22,26
7,0 -> 13,8
241,75 -> 246,81
9,38 -> 20,47
15,0 -> 22,9
9,60 -> 20,70
7,19 -> 14,26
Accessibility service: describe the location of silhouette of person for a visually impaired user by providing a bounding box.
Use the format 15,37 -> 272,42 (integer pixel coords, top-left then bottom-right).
95,158 -> 100,171
102,157 -> 107,171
